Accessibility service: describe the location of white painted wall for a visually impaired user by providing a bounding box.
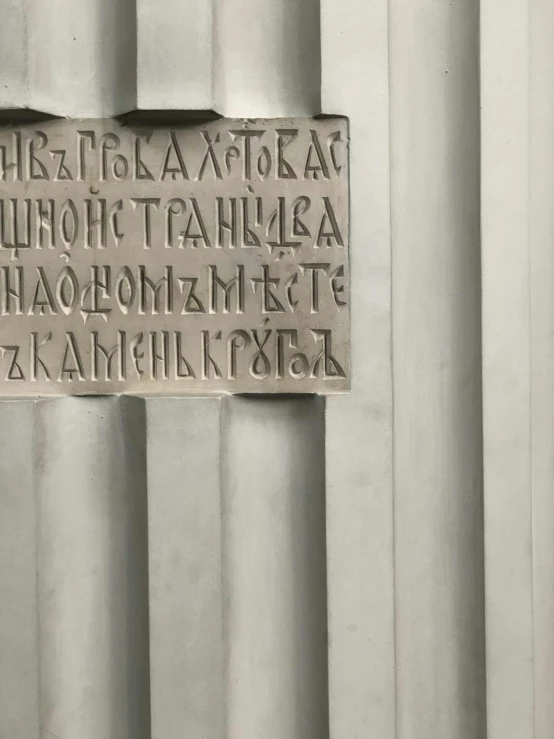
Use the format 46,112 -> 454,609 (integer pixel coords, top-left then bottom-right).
482,1 -> 554,737
0,0 -> 545,737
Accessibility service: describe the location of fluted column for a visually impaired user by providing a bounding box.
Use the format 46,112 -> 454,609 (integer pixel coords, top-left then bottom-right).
210,1 -> 329,736
481,1 -> 554,737
390,2 -> 485,738
136,0 -> 214,110
0,0 -> 29,110
0,402 -> 38,739
35,397 -> 150,739
222,397 -> 328,739
321,0 -> 395,737
214,0 -> 320,116
146,398 -> 224,739
481,0 -> 531,735
28,0 -> 136,117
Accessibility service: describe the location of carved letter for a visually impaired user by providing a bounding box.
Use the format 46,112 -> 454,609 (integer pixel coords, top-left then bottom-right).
115,267 -> 136,314
0,132 -> 22,182
131,198 -> 160,248
76,131 -> 96,181
29,267 -> 57,316
227,330 -> 251,380
180,198 -> 211,248
216,198 -> 238,248
304,129 -> 331,180
60,199 -> 79,248
165,198 -> 186,248
249,329 -> 272,380
51,149 -> 73,181
160,132 -> 189,181
30,332 -> 52,382
316,197 -> 344,247
229,130 -> 264,180
330,264 -> 348,308
251,265 -> 285,313
240,198 -> 261,247
59,333 -> 85,381
174,333 -> 195,379
112,155 -> 128,180
328,130 -> 344,176
284,272 -> 299,312
56,266 -> 79,315
149,331 -> 170,379
292,196 -> 311,237
276,129 -> 298,179
0,345 -> 25,381
134,132 -> 154,180
80,266 -> 112,323
28,132 -> 49,180
310,329 -> 346,379
201,330 -> 222,379
138,266 -> 173,315
36,199 -> 56,249
1,266 -> 24,315
178,277 -> 205,314
266,198 -> 301,250
0,198 -> 32,252
300,263 -> 330,313
209,265 -> 244,314
91,331 -> 126,381
99,133 -> 123,181
197,132 -> 222,180
130,333 -> 145,378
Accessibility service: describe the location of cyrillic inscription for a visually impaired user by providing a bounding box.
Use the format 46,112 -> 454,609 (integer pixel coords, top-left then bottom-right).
0,118 -> 349,395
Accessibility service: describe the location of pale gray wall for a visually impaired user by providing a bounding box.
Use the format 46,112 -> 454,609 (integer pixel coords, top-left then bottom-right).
4,0 -> 544,738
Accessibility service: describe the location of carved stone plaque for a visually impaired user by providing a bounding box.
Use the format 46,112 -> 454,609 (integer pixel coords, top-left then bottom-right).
0,118 -> 349,395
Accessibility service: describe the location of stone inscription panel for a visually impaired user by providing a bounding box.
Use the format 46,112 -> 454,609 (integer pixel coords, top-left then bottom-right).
0,118 -> 349,396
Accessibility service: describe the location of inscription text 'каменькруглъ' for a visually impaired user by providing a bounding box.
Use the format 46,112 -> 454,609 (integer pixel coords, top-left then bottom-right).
0,118 -> 349,396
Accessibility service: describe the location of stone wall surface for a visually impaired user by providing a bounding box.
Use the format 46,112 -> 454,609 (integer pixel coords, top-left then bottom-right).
1,0 -> 543,738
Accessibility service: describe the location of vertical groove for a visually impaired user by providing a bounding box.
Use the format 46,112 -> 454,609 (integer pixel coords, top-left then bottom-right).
28,0 -> 137,117
321,0 -> 395,736
0,402 -> 38,739
0,0 -> 29,109
214,1 -> 327,736
529,2 -> 554,734
136,0 -> 213,110
481,0 -> 534,737
390,1 -> 485,738
213,0 -> 320,116
146,398 -> 223,739
35,397 -> 150,739
222,396 -> 328,739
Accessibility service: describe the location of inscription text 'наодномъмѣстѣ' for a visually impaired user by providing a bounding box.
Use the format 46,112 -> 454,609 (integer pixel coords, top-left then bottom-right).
0,118 -> 349,395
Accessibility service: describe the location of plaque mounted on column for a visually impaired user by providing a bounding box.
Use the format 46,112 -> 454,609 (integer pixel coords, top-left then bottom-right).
0,118 -> 349,395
